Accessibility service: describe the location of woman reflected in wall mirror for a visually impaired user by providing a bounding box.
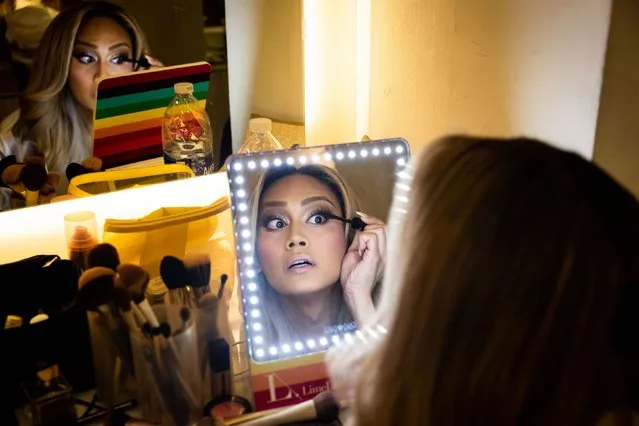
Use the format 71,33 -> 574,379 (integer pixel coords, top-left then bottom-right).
250,164 -> 387,347
0,0 -> 162,210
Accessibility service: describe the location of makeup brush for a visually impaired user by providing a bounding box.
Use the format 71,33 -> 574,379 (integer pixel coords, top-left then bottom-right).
88,243 -> 121,271
2,163 -> 25,195
77,268 -> 116,315
240,392 -> 340,426
185,253 -> 211,303
20,162 -> 47,207
118,264 -> 159,328
208,338 -> 232,400
39,172 -> 61,204
24,156 -> 45,167
217,273 -> 228,299
325,213 -> 366,231
198,292 -> 221,374
156,321 -> 201,410
82,157 -> 103,171
176,307 -> 191,335
160,255 -> 195,307
79,266 -> 115,288
112,285 -> 138,332
66,162 -> 94,181
0,155 -> 17,188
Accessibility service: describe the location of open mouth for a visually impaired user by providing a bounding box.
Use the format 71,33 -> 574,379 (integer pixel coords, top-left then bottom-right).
287,255 -> 315,272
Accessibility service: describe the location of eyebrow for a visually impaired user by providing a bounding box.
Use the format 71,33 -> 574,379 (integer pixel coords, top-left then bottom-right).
262,196 -> 336,209
75,40 -> 132,51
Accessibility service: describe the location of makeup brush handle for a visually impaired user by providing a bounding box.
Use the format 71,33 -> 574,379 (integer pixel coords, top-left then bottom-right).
192,286 -> 208,305
119,310 -> 138,332
240,400 -> 318,426
161,336 -> 200,408
25,189 -> 39,207
138,299 -> 160,328
130,303 -> 147,327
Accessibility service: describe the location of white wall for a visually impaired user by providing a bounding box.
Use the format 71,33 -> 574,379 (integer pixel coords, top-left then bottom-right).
225,0 -> 304,150
593,0 -> 639,197
367,0 -> 612,159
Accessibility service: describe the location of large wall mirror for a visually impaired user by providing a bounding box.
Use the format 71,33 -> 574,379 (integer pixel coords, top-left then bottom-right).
0,0 -> 306,212
227,139 -> 409,362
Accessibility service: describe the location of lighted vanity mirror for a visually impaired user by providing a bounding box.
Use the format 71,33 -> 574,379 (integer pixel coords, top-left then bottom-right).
227,138 -> 410,363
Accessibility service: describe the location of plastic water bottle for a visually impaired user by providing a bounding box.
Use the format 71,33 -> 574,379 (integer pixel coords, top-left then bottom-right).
162,82 -> 214,176
239,118 -> 283,153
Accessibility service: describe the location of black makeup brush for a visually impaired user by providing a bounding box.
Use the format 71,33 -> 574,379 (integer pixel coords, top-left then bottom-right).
185,253 -> 211,304
324,213 -> 366,231
66,162 -> 94,182
20,162 -> 47,207
240,391 -> 340,426
0,155 -> 17,188
160,255 -> 195,307
88,243 -> 121,271
217,274 -> 228,299
118,264 -> 159,328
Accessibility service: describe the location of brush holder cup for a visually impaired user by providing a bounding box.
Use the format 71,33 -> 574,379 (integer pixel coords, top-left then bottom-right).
86,310 -> 137,407
129,304 -> 204,426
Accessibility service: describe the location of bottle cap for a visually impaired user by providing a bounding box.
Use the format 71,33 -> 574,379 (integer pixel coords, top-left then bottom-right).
174,82 -> 194,95
248,117 -> 272,133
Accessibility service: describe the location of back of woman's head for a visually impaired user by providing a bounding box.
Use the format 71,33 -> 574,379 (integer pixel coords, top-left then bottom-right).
347,136 -> 638,426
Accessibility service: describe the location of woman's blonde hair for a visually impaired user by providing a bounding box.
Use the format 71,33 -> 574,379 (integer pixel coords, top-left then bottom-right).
13,0 -> 148,172
249,164 -> 360,346
329,136 -> 639,426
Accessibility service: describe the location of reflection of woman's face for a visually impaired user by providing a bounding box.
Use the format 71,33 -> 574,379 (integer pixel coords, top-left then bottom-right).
257,174 -> 347,296
68,17 -> 134,112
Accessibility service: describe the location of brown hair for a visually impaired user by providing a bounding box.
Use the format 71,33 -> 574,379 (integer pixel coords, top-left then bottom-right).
331,136 -> 638,426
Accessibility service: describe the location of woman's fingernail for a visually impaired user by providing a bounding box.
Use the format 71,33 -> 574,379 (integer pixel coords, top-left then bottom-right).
356,211 -> 367,217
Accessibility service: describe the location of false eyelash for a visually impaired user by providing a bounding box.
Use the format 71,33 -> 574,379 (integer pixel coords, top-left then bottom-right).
307,207 -> 335,222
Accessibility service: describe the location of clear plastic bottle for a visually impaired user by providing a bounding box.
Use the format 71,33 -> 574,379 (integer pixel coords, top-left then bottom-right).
238,118 -> 283,153
162,82 -> 214,176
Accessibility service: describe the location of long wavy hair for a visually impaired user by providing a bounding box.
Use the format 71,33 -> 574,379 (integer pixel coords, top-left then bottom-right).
249,164 -> 360,346
12,0 -> 148,173
328,136 -> 639,426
